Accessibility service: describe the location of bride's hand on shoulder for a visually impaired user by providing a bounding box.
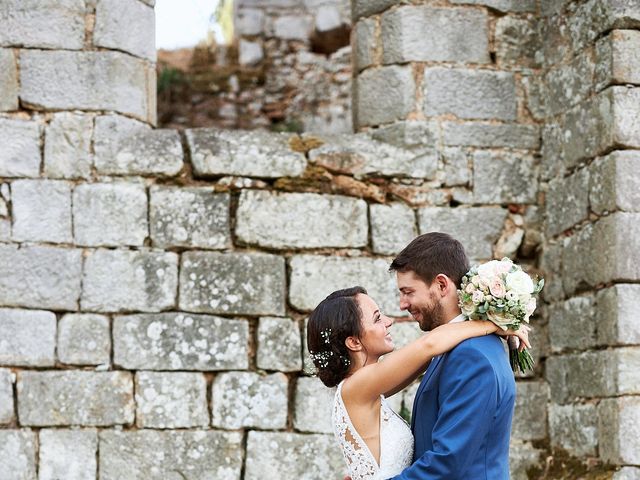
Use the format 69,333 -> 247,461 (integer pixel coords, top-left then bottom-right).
495,325 -> 531,351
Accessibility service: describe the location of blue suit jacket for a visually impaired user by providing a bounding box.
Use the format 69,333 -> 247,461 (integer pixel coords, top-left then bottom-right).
390,334 -> 515,480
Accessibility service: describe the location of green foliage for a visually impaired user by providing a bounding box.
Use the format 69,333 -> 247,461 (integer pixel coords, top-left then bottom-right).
158,67 -> 186,94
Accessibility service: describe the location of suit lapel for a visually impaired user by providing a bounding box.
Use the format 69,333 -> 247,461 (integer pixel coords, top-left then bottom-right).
411,354 -> 444,430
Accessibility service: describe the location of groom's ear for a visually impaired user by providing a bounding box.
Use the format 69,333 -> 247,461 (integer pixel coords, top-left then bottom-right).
345,336 -> 362,352
434,274 -> 452,296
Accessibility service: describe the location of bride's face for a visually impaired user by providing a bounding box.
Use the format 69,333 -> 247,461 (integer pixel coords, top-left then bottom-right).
356,293 -> 394,360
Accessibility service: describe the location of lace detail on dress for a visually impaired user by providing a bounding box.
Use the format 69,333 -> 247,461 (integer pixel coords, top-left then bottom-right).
333,382 -> 414,480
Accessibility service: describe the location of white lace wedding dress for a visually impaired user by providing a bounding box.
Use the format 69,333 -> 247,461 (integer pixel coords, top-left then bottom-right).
333,381 -> 414,480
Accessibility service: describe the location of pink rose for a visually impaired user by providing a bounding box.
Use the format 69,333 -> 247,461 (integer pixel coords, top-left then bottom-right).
472,290 -> 484,304
489,278 -> 506,298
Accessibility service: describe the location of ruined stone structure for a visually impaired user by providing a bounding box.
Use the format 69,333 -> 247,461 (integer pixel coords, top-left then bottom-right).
0,0 -> 639,479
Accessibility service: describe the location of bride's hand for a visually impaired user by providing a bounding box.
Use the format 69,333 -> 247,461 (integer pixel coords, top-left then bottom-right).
496,325 -> 531,351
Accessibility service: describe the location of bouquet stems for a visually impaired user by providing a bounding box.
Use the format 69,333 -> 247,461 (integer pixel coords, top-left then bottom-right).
509,348 -> 534,374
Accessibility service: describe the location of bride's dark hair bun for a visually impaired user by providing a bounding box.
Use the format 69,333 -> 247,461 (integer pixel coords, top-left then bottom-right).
307,286 -> 366,388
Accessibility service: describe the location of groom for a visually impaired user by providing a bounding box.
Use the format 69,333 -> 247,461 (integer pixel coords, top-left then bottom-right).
388,232 -> 516,479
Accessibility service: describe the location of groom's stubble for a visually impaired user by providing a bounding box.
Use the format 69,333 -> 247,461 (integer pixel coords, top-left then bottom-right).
416,290 -> 447,332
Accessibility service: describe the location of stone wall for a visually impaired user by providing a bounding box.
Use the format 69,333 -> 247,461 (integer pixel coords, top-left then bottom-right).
1,0 -> 640,479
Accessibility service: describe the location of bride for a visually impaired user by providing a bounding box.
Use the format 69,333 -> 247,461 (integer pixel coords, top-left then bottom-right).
307,286 -> 529,480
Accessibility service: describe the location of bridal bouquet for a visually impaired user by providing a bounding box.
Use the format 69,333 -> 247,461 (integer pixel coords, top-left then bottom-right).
457,258 -> 544,374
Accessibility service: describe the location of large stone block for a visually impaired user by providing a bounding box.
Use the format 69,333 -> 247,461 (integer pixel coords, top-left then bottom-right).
545,167 -> 590,237
186,128 -> 307,178
211,372 -> 288,429
590,150 -> 640,214
257,316 -> 302,372
0,368 -> 14,424
39,429 -> 97,480
548,295 -> 597,353
81,249 -> 178,312
596,30 -> 640,90
135,372 -> 209,428
236,190 -> 368,249
93,114 -> 151,169
613,467 -> 640,480
512,382 -> 549,441
495,15 -> 540,68
20,50 -> 154,123
0,244 -> 81,310
509,440 -> 544,480
309,130 -> 437,179
442,122 -> 540,150
73,183 -> 148,247
150,187 -> 230,249
0,430 -> 37,480
0,0 -> 84,49
11,179 -> 73,243
381,6 -> 488,64
0,308 -> 56,367
99,430 -> 243,480
354,17 -> 376,70
355,65 -> 415,127
442,148 -> 472,187
0,49 -> 18,110
549,403 -> 598,457
17,371 -> 134,426
236,8 -> 264,35
94,0 -> 156,61
114,313 -> 248,370
418,207 -> 507,260
245,431 -> 344,479
370,202 -> 417,255
273,14 -> 313,40
543,52 -> 595,117
592,213 -> 640,284
289,255 -> 402,316
57,314 -> 111,366
179,252 -> 286,316
44,112 -> 93,179
596,284 -> 640,346
423,68 -> 517,121
449,0 -> 536,12
294,377 -> 335,434
561,224 -> 594,296
599,396 -> 640,465
0,118 -> 41,178
473,151 -> 538,204
238,39 -> 263,66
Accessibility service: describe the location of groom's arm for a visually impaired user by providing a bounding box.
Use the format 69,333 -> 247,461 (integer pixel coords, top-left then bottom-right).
389,344 -> 498,479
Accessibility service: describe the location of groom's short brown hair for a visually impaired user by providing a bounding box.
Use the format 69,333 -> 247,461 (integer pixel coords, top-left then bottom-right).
389,232 -> 470,287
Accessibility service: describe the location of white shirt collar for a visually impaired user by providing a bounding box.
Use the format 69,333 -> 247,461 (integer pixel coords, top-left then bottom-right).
448,313 -> 465,324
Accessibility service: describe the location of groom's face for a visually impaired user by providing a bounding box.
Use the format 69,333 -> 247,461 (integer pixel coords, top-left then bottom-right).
396,270 -> 446,332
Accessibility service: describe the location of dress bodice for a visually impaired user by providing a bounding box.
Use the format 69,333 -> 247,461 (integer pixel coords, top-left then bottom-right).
333,381 -> 414,480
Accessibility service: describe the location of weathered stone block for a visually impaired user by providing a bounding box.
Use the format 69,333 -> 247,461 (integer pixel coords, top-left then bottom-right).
355,65 -> 415,127
0,430 -> 37,480
186,128 -> 307,178
20,50 -> 154,123
0,118 -> 41,178
245,431 -> 344,479
0,368 -> 14,424
315,5 -> 342,32
449,0 -> 536,12
354,17 -> 376,70
545,167 -> 589,237
382,6 -> 489,64
0,0 -> 84,49
114,313 -> 248,370
509,440 -> 544,480
81,249 -> 178,312
99,430 -> 243,480
549,403 -> 598,456
596,30 -> 640,90
294,377 -> 335,434
544,52 -> 595,117
18,371 -> 134,426
94,0 -> 156,61
423,68 -> 517,121
443,122 -> 540,150
289,255 -> 402,316
73,183 -> 148,247
273,15 -> 312,40
135,372 -> 208,428
596,284 -> 640,346
418,207 -> 507,259
592,213 -> 640,284
495,15 -> 540,68
257,316 -> 302,372
93,114 -> 150,169
179,252 -> 286,316
0,308 -> 56,367
308,132 -> 438,178
150,187 -> 230,249
389,321 -> 422,350
441,148 -> 471,187
599,396 -> 640,465
549,295 -> 597,352
0,244 -> 81,310
239,39 -> 263,66
236,190 -> 368,249
236,8 -> 264,35
590,150 -> 640,214
57,314 -> 111,366
11,179 -> 73,243
0,49 -> 18,110
613,467 -> 640,480
39,429 -> 97,480
370,203 -> 417,255
44,112 -> 93,179
561,224 -> 595,296
512,382 -> 549,441
473,151 -> 538,204
211,372 -> 288,429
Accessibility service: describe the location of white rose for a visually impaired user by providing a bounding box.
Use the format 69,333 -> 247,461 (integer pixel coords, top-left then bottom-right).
472,290 -> 484,304
505,270 -> 534,295
477,261 -> 500,279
